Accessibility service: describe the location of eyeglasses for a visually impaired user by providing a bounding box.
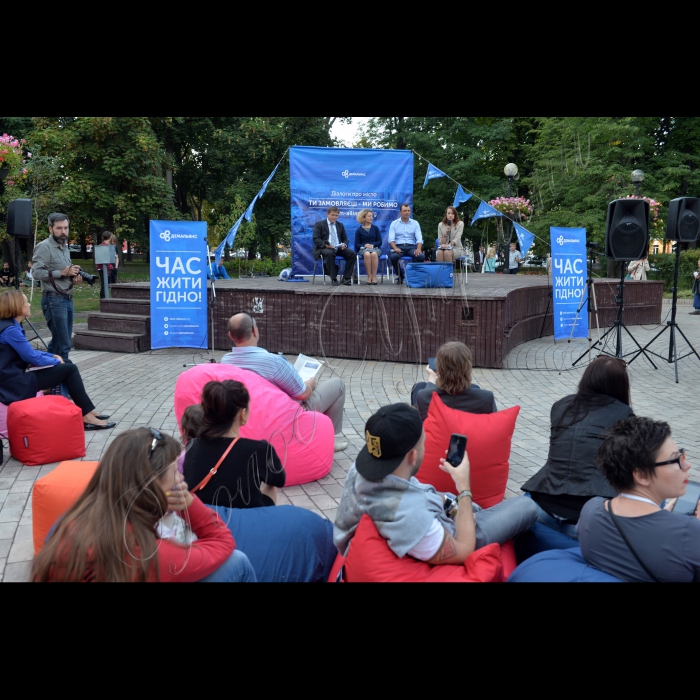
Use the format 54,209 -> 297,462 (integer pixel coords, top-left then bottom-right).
148,428 -> 165,461
654,449 -> 688,470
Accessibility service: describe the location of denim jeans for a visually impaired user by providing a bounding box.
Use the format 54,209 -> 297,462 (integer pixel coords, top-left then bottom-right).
473,497 -> 540,549
199,550 -> 257,583
695,292 -> 700,311
41,294 -> 74,362
391,246 -> 425,279
525,493 -> 579,541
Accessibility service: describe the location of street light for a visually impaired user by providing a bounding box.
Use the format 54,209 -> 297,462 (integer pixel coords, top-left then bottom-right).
502,163 -> 519,270
632,169 -> 645,197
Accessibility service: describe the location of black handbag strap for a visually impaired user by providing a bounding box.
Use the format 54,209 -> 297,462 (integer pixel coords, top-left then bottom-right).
607,500 -> 660,583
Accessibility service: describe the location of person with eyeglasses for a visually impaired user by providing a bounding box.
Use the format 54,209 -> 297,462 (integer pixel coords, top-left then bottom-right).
32,428 -> 257,583
577,416 -> 700,583
522,357 -> 633,539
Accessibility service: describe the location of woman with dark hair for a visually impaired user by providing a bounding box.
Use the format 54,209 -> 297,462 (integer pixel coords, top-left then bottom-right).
436,207 -> 464,264
578,416 -> 700,583
413,342 -> 497,422
32,429 -> 256,582
522,357 -> 634,538
0,290 -> 115,430
183,380 -> 286,509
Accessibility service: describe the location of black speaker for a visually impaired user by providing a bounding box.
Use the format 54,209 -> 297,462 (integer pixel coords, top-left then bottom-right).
605,198 -> 650,262
667,197 -> 700,242
7,198 -> 32,238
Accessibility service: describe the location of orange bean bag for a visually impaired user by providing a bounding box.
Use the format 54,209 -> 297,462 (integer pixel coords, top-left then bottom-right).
32,461 -> 99,555
416,395 -> 521,509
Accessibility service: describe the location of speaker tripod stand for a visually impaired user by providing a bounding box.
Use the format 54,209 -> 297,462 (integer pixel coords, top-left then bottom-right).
640,245 -> 700,384
578,267 -> 658,369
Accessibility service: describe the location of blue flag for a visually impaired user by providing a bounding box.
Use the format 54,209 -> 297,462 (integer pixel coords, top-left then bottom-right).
258,162 -> 281,199
244,197 -> 258,223
514,223 -> 535,258
471,201 -> 504,226
453,185 -> 473,209
214,214 -> 245,264
423,163 -> 448,189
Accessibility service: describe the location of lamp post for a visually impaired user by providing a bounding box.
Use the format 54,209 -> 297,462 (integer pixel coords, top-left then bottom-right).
502,163 -> 519,272
632,169 -> 645,197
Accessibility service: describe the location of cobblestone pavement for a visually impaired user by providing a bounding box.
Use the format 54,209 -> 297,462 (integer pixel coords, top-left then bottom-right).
3,301 -> 700,582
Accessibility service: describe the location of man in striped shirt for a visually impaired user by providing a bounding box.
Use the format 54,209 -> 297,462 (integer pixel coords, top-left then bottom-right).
221,313 -> 348,452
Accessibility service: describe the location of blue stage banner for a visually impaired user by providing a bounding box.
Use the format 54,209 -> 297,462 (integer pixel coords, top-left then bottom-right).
290,147 -> 414,277
150,221 -> 208,350
551,227 -> 589,342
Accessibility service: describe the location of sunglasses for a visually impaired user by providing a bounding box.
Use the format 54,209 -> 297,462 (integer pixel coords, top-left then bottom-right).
148,428 -> 165,461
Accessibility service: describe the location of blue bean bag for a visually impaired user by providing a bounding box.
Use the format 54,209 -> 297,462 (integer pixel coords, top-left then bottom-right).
508,547 -> 623,583
515,521 -> 580,564
208,505 -> 336,583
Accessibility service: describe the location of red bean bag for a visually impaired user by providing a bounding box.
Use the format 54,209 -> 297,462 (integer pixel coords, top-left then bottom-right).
8,396 -> 86,467
416,395 -> 521,509
341,515 -> 506,583
32,461 -> 100,555
175,364 -> 334,487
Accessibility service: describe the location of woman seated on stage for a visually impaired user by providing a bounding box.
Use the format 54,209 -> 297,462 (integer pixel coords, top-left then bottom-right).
522,357 -> 633,539
578,416 -> 700,583
436,207 -> 464,264
412,342 -> 497,422
0,290 -> 115,431
484,247 -> 497,273
32,429 -> 256,583
183,380 -> 286,509
354,209 -> 383,285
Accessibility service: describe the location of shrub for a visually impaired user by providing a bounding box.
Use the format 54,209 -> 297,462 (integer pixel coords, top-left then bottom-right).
649,250 -> 700,291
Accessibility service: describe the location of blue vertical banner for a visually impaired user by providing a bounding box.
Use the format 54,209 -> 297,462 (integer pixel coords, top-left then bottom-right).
551,227 -> 589,341
290,147 -> 414,277
150,221 -> 208,350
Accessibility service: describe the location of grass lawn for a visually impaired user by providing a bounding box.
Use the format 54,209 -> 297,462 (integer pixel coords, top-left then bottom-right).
25,262 -> 151,325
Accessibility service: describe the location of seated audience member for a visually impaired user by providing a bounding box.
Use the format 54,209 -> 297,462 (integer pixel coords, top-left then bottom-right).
31,429 -> 256,583
21,261 -> 40,288
578,416 -> 700,583
522,357 -> 633,538
436,207 -> 464,264
412,342 -> 497,422
334,404 -> 538,565
389,204 -> 425,284
221,312 -> 348,452
0,290 -> 115,431
1,262 -> 15,288
313,206 -> 356,287
354,209 -> 383,286
184,380 -> 286,509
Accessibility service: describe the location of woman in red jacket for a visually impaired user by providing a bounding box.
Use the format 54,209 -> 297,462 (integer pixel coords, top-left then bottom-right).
31,429 -> 257,583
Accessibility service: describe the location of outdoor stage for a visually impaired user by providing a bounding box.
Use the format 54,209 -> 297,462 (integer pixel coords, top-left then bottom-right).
204,274 -> 664,369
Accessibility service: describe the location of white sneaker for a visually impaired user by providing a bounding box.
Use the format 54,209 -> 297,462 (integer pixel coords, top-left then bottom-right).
334,437 -> 348,452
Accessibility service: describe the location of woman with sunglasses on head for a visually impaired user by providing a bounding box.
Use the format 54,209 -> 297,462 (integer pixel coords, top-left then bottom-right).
32,429 -> 256,582
0,290 -> 114,430
577,416 -> 700,583
522,357 -> 634,539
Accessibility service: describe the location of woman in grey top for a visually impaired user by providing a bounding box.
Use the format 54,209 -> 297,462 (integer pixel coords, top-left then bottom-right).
436,207 -> 464,264
578,416 -> 700,583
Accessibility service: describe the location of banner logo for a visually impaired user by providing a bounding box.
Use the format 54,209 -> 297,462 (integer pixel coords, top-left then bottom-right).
161,231 -> 172,243
342,170 -> 366,178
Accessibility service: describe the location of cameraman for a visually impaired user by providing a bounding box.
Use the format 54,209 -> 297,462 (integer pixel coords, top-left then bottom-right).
32,213 -> 83,362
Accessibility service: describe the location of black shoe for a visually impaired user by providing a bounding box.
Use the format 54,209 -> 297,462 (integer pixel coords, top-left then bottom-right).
332,279 -> 340,287
343,279 -> 352,286
85,422 -> 117,431
95,414 -> 111,421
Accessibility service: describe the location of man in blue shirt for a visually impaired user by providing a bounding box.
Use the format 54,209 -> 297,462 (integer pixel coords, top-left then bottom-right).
222,313 -> 349,452
389,204 -> 425,284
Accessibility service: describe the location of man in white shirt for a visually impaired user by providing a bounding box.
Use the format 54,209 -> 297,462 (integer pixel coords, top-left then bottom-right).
334,404 -> 538,563
388,204 -> 425,284
507,243 -> 523,275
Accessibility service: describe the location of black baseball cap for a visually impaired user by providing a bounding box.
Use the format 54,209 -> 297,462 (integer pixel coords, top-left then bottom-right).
355,404 -> 424,482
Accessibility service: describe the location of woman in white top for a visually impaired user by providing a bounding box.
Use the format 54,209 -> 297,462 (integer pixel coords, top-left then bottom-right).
627,257 -> 650,281
436,207 -> 464,264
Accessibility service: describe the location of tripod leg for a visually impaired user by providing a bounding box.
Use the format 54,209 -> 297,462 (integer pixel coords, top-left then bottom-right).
622,323 -> 658,370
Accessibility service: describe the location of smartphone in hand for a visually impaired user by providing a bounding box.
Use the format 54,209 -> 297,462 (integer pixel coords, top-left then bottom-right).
428,358 -> 437,372
447,434 -> 468,468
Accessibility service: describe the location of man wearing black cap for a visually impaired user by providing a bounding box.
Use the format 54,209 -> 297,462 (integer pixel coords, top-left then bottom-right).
334,404 -> 538,565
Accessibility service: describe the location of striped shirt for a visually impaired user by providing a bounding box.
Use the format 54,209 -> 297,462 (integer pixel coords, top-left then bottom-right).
221,347 -> 305,399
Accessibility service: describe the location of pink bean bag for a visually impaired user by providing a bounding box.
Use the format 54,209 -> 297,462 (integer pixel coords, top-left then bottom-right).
0,402 -> 7,440
175,365 -> 334,487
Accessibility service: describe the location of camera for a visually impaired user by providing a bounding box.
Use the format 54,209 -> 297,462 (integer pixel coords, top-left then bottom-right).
76,268 -> 97,287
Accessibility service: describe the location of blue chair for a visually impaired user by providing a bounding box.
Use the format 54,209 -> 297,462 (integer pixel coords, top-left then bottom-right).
509,548 -> 624,583
313,257 -> 353,286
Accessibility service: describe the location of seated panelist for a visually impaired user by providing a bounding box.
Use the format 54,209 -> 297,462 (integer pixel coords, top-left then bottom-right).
389,204 -> 425,284
354,209 -> 383,286
313,206 -> 356,287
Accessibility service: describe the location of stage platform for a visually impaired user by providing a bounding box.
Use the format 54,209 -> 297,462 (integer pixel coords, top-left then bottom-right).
206,274 -> 664,369
91,276 -> 663,368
